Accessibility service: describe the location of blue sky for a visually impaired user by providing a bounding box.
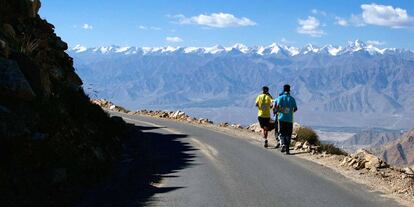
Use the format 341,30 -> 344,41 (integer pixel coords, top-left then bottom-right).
40,0 -> 414,49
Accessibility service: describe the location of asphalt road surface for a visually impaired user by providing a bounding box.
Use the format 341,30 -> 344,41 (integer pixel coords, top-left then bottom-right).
108,112 -> 402,207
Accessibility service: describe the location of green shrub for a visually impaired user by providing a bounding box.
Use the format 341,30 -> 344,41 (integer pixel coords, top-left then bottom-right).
319,143 -> 348,155
296,127 -> 320,145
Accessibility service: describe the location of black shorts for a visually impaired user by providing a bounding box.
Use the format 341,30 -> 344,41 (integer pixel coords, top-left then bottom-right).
279,121 -> 293,137
258,117 -> 270,129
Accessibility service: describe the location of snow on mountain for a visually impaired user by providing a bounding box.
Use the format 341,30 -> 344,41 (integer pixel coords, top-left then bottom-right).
72,44 -> 87,53
204,45 -> 225,54
227,43 -> 250,53
301,44 -> 320,54
68,40 -> 414,129
68,40 -> 406,57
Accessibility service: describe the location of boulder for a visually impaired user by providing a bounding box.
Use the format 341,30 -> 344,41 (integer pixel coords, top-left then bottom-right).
2,24 -> 16,38
198,118 -> 213,124
186,117 -> 196,122
171,110 -> 186,119
292,122 -> 301,139
219,122 -> 229,127
340,149 -> 388,171
53,168 -> 67,183
403,167 -> 414,175
0,58 -> 36,100
0,39 -> 10,57
231,124 -> 242,129
0,105 -> 30,138
294,141 -> 303,150
248,123 -> 262,133
302,141 -> 310,151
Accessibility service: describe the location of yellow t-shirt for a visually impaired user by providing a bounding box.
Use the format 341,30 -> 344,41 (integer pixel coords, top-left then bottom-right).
256,94 -> 273,118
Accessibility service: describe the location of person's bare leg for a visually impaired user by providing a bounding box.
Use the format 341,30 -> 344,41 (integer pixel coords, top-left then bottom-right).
263,127 -> 269,148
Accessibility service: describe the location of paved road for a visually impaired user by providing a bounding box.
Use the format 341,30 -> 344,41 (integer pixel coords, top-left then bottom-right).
111,112 -> 402,207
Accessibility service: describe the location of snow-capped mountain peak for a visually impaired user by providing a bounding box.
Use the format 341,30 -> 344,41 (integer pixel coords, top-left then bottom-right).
72,44 -> 87,53
227,43 -> 250,53
204,45 -> 225,54
67,41 -> 411,57
347,39 -> 367,52
301,44 -> 320,54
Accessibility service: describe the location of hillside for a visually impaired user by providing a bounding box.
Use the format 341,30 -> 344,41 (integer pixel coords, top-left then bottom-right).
373,129 -> 414,167
337,128 -> 402,152
0,1 -> 125,206
68,41 -> 414,129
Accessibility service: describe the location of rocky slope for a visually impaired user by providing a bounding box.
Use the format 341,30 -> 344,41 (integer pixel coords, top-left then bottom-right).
373,129 -> 414,167
337,128 -> 402,152
0,1 -> 125,206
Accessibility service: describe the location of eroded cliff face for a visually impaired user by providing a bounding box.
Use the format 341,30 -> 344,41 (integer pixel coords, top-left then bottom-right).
0,1 -> 125,206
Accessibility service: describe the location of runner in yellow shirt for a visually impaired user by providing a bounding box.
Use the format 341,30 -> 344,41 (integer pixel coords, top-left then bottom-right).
255,86 -> 273,148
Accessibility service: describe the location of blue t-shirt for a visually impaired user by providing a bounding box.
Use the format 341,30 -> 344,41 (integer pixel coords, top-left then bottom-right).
277,92 -> 297,123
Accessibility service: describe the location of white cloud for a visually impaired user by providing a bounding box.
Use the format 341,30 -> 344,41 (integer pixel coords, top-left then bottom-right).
367,40 -> 386,46
334,14 -> 365,27
150,26 -> 162,30
139,25 -> 162,30
361,4 -> 413,28
335,17 -> 348,26
173,12 -> 256,28
166,36 -> 183,43
82,24 -> 93,30
297,16 -> 326,37
349,14 -> 366,27
280,38 -> 295,44
311,9 -> 327,16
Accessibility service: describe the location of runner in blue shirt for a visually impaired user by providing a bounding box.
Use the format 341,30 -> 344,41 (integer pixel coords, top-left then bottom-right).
275,84 -> 298,154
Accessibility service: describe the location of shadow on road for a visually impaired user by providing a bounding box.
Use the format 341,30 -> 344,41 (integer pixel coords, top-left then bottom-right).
76,119 -> 197,207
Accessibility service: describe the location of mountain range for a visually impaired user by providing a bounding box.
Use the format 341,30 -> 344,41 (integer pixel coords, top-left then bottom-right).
372,129 -> 414,167
68,40 -> 414,129
340,128 -> 403,146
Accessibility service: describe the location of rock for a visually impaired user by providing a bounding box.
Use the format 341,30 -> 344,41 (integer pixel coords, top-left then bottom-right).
231,124 -> 242,129
403,167 -> 414,175
53,168 -> 67,183
66,70 -> 83,86
159,112 -> 169,118
0,39 -> 9,57
28,0 -> 41,17
198,118 -> 213,124
0,105 -> 11,113
219,122 -> 229,127
340,149 -> 388,171
109,105 -> 116,110
340,157 -> 352,166
248,123 -> 262,133
0,106 -> 30,138
186,117 -> 196,122
92,147 -> 105,161
292,122 -> 301,139
0,58 -> 36,100
171,110 -> 186,119
49,67 -> 65,80
294,141 -> 303,150
53,36 -> 68,50
302,141 -> 310,151
32,132 -> 47,141
2,24 -> 16,38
